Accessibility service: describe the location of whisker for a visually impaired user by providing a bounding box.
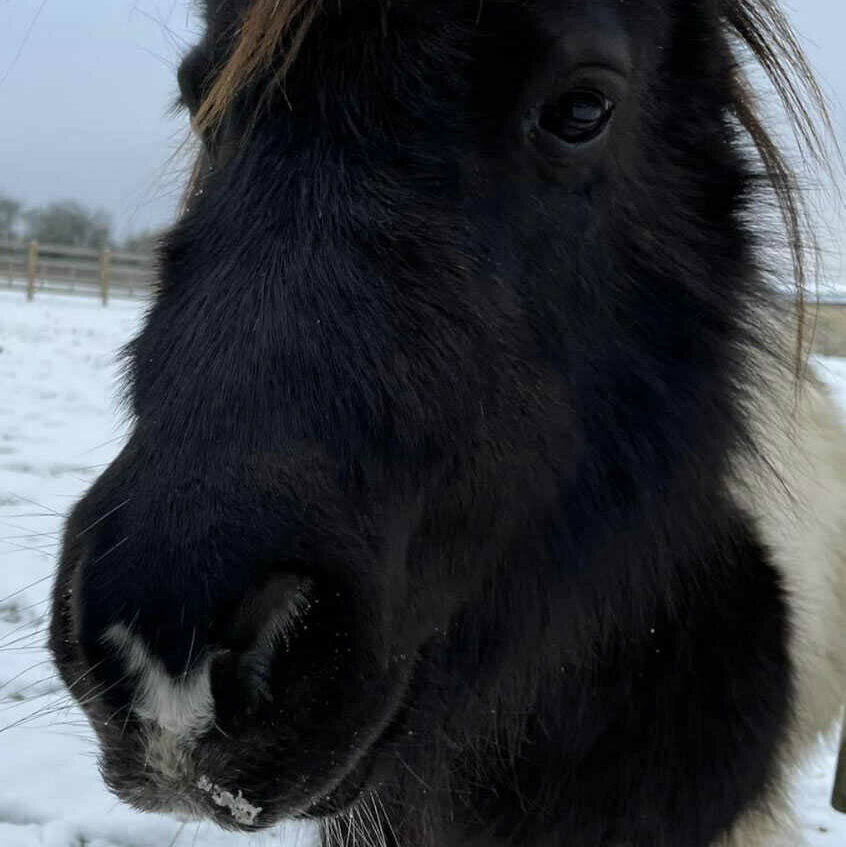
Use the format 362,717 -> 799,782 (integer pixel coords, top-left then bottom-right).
120,685 -> 140,737
167,818 -> 189,847
77,435 -> 130,457
90,535 -> 129,566
0,658 -> 55,696
7,595 -> 51,615
1,511 -> 62,528
0,573 -> 55,607
0,686 -> 71,717
75,497 -> 131,537
373,791 -> 399,847
0,702 -> 72,733
65,657 -> 110,693
0,612 -> 50,644
1,513 -> 64,520
0,672 -> 126,731
0,624 -> 50,649
395,755 -> 433,792
181,625 -> 197,681
0,530 -> 61,541
6,492 -> 64,517
0,645 -> 54,653
6,671 -> 63,698
0,538 -> 58,556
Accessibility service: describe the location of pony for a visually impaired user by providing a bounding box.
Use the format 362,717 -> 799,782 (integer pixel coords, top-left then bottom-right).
50,1 -> 846,844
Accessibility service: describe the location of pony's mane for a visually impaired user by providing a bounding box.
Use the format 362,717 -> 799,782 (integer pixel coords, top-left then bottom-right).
192,0 -> 833,357
724,0 -> 832,365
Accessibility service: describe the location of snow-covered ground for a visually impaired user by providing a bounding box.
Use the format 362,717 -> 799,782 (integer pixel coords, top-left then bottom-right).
0,291 -> 314,847
1,288 -> 845,845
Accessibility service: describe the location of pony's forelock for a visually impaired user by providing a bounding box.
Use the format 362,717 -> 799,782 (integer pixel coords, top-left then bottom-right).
194,0 -> 324,133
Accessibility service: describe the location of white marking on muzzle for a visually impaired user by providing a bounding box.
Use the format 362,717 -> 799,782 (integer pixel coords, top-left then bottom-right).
105,624 -> 215,738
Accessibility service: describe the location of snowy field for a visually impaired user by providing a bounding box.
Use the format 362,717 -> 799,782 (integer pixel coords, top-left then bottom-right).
1,287 -> 845,846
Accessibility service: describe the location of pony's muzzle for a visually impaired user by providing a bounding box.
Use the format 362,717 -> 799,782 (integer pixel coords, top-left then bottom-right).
54,513 -> 315,740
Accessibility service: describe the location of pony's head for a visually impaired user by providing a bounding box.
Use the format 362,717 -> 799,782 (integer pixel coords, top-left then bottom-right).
50,0 -> 823,834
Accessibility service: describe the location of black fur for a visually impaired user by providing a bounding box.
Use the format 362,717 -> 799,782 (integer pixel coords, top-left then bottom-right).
50,1 -> 805,844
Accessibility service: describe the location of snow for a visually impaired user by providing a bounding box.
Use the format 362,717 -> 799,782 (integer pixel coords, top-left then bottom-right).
0,291 -> 314,847
196,778 -> 263,828
1,288 -> 845,844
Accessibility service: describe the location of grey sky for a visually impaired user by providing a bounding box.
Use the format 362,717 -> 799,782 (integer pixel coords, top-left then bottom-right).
1,1 -> 201,241
1,0 -> 844,242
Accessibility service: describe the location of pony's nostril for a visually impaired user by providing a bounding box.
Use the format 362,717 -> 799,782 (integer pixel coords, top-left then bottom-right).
225,574 -> 312,653
220,575 -> 313,702
94,576 -> 313,737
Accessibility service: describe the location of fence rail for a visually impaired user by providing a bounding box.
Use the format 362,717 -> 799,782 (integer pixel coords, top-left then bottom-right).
1,240 -> 155,303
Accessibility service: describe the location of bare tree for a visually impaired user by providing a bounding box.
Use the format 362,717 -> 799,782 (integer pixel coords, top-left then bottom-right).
123,228 -> 162,254
23,200 -> 111,248
0,194 -> 21,242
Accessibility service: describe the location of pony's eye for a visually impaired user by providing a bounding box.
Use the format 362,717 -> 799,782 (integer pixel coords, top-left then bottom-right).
538,89 -> 615,145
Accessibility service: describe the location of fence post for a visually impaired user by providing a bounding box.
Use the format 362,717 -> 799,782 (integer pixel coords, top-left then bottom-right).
100,248 -> 111,306
26,240 -> 38,301
833,714 -> 846,813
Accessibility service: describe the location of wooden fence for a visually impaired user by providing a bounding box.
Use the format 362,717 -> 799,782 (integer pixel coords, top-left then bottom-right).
810,299 -> 846,356
5,239 -> 846,356
1,240 -> 155,304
